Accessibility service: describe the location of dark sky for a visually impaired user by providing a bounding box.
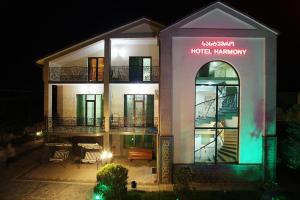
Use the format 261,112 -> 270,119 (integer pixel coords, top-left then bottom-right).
1,0 -> 300,92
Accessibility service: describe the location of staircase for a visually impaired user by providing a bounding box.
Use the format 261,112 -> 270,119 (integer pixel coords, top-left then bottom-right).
217,131 -> 237,162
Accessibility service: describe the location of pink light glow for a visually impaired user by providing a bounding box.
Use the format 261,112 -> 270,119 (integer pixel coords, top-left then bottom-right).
190,40 -> 247,56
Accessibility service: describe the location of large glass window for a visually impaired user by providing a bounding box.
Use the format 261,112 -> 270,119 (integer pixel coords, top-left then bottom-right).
195,61 -> 239,163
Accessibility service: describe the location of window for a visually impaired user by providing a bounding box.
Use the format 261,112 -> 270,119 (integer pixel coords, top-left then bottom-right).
195,61 -> 239,163
88,57 -> 104,81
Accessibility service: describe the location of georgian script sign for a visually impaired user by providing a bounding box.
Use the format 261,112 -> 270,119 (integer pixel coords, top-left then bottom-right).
190,41 -> 247,56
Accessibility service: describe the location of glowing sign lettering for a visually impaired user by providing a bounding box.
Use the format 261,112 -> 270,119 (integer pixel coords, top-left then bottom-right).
190,41 -> 247,56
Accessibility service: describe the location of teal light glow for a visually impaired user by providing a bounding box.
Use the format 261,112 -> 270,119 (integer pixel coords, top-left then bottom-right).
94,193 -> 104,200
239,99 -> 263,164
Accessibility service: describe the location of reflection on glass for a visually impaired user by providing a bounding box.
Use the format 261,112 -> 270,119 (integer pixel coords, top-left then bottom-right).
196,61 -> 239,85
195,129 -> 215,163
195,61 -> 239,163
217,86 -> 239,128
86,101 -> 95,126
195,86 -> 216,127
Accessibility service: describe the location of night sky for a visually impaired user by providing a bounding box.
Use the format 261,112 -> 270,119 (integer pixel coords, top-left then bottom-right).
1,0 -> 300,92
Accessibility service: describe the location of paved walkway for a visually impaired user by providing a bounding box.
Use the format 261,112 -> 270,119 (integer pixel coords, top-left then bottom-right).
0,149 -> 93,200
0,147 -> 172,199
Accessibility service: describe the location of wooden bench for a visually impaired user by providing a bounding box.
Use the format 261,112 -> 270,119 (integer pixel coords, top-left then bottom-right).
128,148 -> 153,161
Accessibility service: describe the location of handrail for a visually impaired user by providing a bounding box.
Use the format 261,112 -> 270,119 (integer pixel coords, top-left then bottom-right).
195,93 -> 235,107
194,129 -> 223,153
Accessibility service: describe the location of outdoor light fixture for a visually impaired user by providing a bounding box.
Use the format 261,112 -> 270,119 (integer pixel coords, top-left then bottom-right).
100,150 -> 113,160
36,131 -> 43,137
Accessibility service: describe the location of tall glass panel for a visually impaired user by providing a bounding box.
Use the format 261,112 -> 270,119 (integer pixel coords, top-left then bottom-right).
195,86 -> 216,128
195,129 -> 216,163
88,58 -> 97,81
217,86 -> 239,128
125,95 -> 134,127
97,58 -> 104,81
134,101 -> 144,127
86,101 -> 95,126
96,95 -> 102,126
143,58 -> 151,81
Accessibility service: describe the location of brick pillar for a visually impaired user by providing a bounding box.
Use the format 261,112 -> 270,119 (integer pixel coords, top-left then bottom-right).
159,136 -> 173,183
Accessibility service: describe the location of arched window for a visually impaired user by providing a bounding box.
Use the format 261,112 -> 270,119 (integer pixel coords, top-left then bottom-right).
195,61 -> 239,163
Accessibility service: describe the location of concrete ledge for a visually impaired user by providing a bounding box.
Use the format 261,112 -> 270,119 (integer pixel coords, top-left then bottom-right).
173,164 -> 263,184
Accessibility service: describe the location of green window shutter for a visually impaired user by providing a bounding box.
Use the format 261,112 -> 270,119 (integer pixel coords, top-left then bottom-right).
144,135 -> 154,149
76,95 -> 86,125
96,94 -> 102,126
146,95 -> 154,127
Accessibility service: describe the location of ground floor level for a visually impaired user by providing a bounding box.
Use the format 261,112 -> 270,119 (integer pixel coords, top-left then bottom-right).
0,147 -> 299,200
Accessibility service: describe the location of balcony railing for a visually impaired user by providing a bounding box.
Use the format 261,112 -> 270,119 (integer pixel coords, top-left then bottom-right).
110,117 -> 158,133
49,66 -> 88,82
46,117 -> 105,134
110,66 -> 159,82
49,66 -> 159,83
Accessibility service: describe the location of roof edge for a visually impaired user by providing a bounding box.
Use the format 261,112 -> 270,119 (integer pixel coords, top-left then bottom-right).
36,17 -> 165,65
160,1 -> 278,35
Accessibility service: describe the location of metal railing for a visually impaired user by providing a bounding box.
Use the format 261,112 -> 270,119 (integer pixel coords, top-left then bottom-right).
194,129 -> 224,162
110,117 -> 158,130
49,66 -> 159,82
46,117 -> 105,134
49,66 -> 88,82
110,66 -> 159,82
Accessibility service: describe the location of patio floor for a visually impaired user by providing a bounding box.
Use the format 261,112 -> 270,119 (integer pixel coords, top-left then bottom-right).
17,156 -> 157,185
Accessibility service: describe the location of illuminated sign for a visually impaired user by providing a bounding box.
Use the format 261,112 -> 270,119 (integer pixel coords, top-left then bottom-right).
190,41 -> 247,56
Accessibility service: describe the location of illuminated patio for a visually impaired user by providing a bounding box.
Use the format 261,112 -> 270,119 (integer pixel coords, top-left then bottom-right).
16,156 -> 157,185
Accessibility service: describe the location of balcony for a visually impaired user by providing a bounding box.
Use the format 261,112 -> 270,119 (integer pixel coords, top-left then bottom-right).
49,66 -> 104,83
110,66 -> 159,82
49,66 -> 159,83
46,117 -> 105,136
49,66 -> 88,82
110,117 -> 158,133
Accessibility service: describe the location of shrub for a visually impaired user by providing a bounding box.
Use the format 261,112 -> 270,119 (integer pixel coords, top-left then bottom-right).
95,163 -> 128,200
173,166 -> 193,200
280,120 -> 300,169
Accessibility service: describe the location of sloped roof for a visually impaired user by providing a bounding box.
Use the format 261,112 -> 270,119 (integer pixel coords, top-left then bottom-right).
161,1 -> 278,35
36,17 -> 164,65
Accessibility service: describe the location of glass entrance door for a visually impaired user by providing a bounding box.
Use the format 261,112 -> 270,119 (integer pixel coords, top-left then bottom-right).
134,101 -> 144,127
86,100 -> 95,126
124,94 -> 154,127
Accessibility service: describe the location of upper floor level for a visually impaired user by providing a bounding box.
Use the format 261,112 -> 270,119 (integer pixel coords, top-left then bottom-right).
37,18 -> 164,84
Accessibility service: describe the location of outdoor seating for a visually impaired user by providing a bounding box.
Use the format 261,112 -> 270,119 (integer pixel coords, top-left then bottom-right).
128,148 -> 152,161
81,151 -> 101,164
49,150 -> 69,162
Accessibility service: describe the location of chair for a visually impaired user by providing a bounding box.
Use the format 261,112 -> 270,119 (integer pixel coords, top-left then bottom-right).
81,151 -> 101,164
49,150 -> 69,162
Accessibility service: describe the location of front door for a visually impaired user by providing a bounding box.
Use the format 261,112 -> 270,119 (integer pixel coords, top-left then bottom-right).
124,94 -> 154,127
134,100 -> 144,127
86,100 -> 95,126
